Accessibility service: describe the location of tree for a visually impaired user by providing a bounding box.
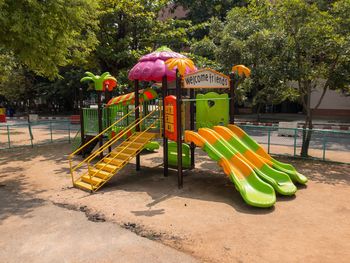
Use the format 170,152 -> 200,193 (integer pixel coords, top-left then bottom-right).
275,0 -> 350,156
172,0 -> 247,24
0,0 -> 99,78
96,0 -> 193,91
215,1 -> 298,118
215,0 -> 350,156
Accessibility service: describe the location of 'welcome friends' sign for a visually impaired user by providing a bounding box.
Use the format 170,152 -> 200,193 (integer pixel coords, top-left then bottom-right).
183,68 -> 230,89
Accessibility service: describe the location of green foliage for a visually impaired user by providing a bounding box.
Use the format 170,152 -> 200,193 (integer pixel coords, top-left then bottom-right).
0,0 -> 99,78
96,0 -> 193,89
216,1 -> 293,108
191,37 -> 217,60
173,0 -> 247,23
215,0 -> 349,111
275,0 -> 350,103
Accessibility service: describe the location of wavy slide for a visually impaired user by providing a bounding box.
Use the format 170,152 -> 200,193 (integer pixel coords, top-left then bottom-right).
210,126 -> 297,195
185,130 -> 276,208
227,124 -> 308,184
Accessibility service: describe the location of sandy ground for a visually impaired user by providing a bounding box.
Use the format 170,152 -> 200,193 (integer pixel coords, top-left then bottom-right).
0,203 -> 198,263
0,143 -> 350,262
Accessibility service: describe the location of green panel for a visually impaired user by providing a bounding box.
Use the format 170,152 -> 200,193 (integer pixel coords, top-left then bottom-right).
196,92 -> 229,129
144,141 -> 160,151
82,99 -> 159,137
83,108 -> 99,135
168,142 -> 191,169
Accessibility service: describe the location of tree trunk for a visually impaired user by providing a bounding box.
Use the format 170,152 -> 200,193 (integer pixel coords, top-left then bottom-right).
256,103 -> 262,122
300,81 -> 312,157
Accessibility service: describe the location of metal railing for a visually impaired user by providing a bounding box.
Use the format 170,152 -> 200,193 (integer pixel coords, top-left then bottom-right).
0,120 -> 75,150
238,125 -> 350,164
68,105 -> 142,179
69,106 -> 160,189
1,116 -> 349,164
88,111 -> 160,191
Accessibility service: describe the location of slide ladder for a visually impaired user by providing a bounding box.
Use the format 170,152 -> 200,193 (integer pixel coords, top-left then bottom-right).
69,105 -> 159,192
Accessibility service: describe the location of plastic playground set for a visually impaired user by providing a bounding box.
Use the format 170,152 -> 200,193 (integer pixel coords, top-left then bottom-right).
68,46 -> 307,208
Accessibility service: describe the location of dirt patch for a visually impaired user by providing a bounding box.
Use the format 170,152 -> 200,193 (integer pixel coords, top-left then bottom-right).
53,202 -> 106,222
0,143 -> 349,263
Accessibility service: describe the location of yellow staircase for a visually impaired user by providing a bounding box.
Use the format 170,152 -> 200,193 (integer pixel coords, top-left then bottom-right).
74,132 -> 155,191
69,105 -> 160,192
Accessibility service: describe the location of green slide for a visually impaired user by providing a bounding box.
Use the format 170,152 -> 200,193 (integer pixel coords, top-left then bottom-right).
212,126 -> 297,195
227,124 -> 308,184
185,130 -> 276,208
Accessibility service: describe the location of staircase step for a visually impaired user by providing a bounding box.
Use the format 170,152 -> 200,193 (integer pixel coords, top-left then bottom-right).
115,146 -> 140,155
81,174 -> 105,185
88,168 -> 112,179
110,151 -> 131,160
103,157 -> 125,167
128,132 -> 155,142
128,137 -> 148,143
120,141 -> 144,149
96,163 -> 119,173
74,180 -> 95,191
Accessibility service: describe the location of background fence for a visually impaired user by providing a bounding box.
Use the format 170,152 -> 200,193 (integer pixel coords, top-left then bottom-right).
240,125 -> 350,164
1,121 -> 349,164
0,121 -> 78,150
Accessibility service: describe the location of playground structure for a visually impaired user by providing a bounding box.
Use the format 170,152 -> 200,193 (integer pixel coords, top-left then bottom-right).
68,46 -> 307,208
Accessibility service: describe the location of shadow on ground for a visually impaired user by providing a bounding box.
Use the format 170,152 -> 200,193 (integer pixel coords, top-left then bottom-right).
93,148 -> 350,215
0,143 -> 69,166
100,165 -> 277,215
0,174 -> 46,223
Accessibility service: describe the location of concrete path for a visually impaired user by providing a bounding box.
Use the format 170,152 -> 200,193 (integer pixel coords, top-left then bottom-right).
0,201 -> 198,263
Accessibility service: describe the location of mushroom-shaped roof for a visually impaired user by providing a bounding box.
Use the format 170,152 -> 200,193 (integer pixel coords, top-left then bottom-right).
128,46 -> 197,82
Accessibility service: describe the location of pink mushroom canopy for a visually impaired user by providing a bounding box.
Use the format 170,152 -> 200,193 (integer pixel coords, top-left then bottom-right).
128,46 -> 197,82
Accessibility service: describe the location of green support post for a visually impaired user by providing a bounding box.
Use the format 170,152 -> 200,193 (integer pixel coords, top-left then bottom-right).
7,125 -> 10,149
293,128 -> 297,157
322,133 -> 327,161
267,128 -> 271,154
229,73 -> 235,124
50,122 -> 53,142
68,122 -> 71,143
175,69 -> 183,189
134,79 -> 140,171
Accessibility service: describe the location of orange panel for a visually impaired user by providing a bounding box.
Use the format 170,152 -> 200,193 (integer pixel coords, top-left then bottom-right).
228,124 -> 246,138
256,147 -> 272,160
164,95 -> 177,141
243,150 -> 264,169
230,155 -> 252,177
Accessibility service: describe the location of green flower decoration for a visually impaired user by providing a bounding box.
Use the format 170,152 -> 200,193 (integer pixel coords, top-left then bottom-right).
80,72 -> 117,91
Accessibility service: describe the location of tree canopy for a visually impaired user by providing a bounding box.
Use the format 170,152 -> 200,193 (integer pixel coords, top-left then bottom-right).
0,0 -> 99,78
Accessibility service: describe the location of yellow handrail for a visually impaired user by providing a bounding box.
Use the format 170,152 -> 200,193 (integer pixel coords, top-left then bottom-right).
86,107 -> 159,163
69,105 -> 142,175
70,105 -> 160,186
70,119 -> 138,175
92,117 -> 160,192
69,104 -> 142,159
